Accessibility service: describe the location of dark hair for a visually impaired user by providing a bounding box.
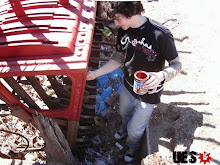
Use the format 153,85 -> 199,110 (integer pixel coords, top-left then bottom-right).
97,2 -> 145,20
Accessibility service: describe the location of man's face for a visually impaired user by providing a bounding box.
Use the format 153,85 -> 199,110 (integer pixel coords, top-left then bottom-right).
113,14 -> 131,30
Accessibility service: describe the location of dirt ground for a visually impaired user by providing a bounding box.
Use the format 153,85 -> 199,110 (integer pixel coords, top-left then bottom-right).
141,0 -> 220,164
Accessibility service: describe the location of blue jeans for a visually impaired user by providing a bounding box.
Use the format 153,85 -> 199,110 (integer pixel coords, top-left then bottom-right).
118,85 -> 155,150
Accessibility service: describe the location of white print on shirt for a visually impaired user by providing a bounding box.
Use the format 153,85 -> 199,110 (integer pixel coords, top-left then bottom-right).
121,35 -> 152,50
120,34 -> 158,61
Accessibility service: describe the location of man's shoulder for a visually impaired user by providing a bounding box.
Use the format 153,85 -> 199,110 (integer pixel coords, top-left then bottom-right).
148,18 -> 171,35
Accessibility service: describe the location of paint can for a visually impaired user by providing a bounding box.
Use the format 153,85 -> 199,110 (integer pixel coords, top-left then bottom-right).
133,71 -> 150,95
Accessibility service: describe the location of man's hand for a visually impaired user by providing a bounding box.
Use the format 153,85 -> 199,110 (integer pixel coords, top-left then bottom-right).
143,72 -> 164,94
86,71 -> 97,81
86,59 -> 122,81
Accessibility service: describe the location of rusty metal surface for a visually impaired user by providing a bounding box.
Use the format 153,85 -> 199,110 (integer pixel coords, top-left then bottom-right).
3,77 -> 40,109
47,75 -> 71,98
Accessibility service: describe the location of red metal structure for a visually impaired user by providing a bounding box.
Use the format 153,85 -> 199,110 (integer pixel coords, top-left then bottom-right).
0,0 -> 97,149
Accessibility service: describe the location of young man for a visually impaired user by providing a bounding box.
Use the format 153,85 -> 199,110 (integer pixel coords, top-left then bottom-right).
87,2 -> 182,163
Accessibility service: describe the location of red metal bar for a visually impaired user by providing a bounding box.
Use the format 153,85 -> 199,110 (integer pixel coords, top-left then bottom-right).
9,0 -> 26,17
0,80 -> 22,107
59,0 -> 70,5
0,0 -> 97,123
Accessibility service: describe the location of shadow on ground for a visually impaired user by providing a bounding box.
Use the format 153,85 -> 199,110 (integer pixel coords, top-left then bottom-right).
138,89 -> 216,164
149,102 -> 204,153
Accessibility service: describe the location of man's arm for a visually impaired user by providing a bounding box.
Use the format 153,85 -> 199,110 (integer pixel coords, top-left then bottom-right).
144,56 -> 182,94
161,56 -> 182,82
86,59 -> 122,80
87,50 -> 125,80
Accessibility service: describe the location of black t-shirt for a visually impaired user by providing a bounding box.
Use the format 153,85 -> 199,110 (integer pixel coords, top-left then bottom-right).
116,17 -> 178,104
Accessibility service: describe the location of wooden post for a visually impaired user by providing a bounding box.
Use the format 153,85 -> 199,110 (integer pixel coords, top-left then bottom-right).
67,121 -> 79,150
32,111 -> 81,165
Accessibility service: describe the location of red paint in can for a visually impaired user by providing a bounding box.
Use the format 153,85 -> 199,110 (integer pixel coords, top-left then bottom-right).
133,71 -> 149,95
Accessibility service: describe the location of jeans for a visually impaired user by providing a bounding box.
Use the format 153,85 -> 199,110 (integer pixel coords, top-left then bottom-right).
118,85 -> 155,150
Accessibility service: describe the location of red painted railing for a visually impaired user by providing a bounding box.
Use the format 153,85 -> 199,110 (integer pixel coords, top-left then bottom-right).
0,0 -> 96,122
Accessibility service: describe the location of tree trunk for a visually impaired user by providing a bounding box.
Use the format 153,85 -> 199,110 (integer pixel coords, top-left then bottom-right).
32,111 -> 82,165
